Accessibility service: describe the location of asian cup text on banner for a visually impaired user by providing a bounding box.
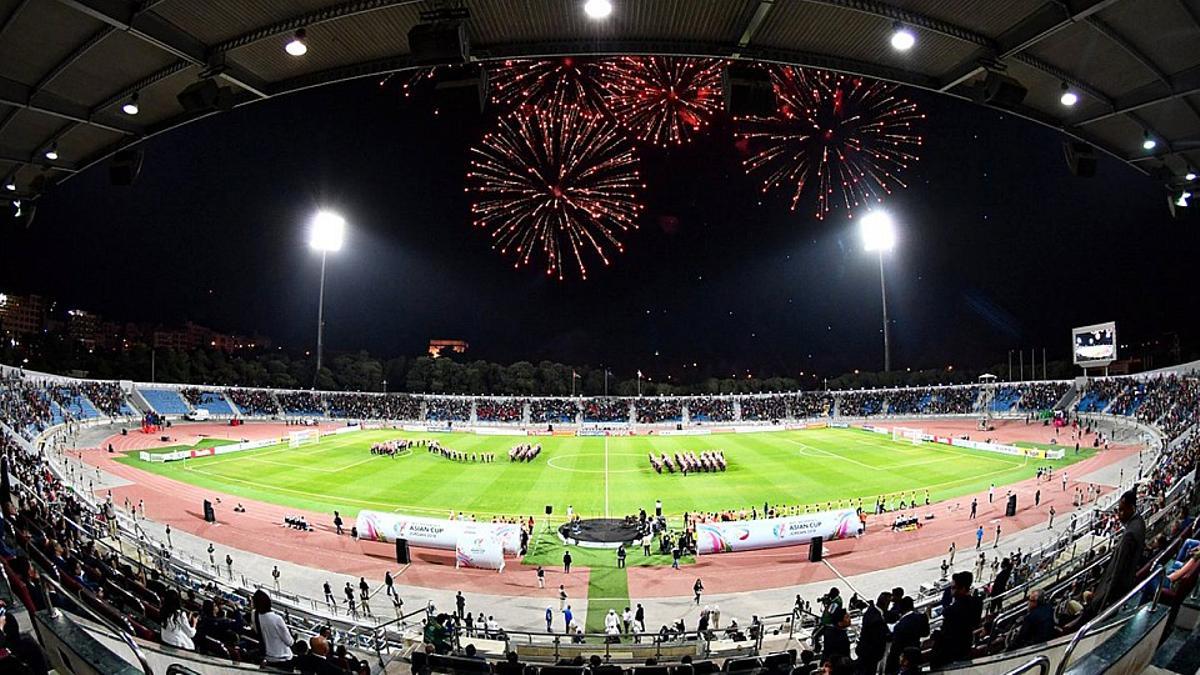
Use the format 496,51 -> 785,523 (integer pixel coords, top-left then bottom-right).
455,527 -> 506,571
694,509 -> 863,554
356,510 -> 521,555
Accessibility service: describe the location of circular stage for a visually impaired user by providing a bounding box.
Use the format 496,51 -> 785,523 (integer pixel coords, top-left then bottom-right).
558,518 -> 647,549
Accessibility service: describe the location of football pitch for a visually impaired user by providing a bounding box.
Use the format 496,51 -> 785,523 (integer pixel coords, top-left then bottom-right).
117,427 -> 1094,522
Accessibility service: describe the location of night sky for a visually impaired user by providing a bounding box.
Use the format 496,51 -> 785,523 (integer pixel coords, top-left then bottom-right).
1,72 -> 1194,379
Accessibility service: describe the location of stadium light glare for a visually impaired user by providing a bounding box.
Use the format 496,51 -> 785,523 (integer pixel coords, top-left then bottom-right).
860,210 -> 896,252
309,210 -> 345,252
4,181 -> 14,191
1186,168 -> 1197,182
309,209 -> 345,388
584,0 -> 612,19
890,24 -> 915,51
1059,83 -> 1077,107
44,143 -> 58,161
122,93 -> 139,116
1142,131 -> 1156,151
859,209 -> 897,371
285,28 -> 308,56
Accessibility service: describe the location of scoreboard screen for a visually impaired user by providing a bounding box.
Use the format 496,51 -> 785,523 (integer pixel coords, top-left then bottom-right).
1073,322 -> 1117,367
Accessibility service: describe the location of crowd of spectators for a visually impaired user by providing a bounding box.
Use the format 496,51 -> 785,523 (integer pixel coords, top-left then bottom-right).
635,398 -> 682,423
1015,382 -> 1069,412
225,388 -> 280,416
529,398 -> 578,423
582,398 -> 630,423
180,387 -> 222,407
926,387 -> 978,415
324,392 -> 421,420
1134,375 -> 1200,440
685,397 -> 734,422
839,391 -> 884,417
4,369 -> 1200,674
277,392 -> 326,416
0,373 -> 57,440
1076,378 -> 1129,413
425,397 -> 471,422
46,383 -> 99,420
0,429 -> 373,672
790,393 -> 832,419
885,388 -> 928,415
77,381 -> 130,416
476,398 -> 524,423
740,395 -> 786,421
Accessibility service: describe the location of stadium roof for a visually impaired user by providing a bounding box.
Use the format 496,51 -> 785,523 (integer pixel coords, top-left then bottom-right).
2,0 -> 1199,198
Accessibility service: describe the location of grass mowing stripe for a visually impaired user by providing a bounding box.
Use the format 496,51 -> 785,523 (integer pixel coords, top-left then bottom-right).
116,428 -> 1097,521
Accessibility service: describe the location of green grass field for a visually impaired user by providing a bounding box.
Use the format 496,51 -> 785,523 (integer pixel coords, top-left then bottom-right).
118,427 -> 1093,521
116,427 -> 1094,630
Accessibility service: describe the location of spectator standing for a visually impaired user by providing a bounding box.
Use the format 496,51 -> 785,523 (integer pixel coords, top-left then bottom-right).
931,572 -> 982,668
854,593 -> 889,675
253,590 -> 295,667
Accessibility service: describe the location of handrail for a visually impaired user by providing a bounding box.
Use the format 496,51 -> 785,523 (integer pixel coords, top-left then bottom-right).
38,566 -> 155,675
1053,565 -> 1167,675
1004,654 -> 1050,675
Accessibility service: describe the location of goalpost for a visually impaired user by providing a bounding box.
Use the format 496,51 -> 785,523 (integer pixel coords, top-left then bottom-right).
288,429 -> 321,448
891,426 -> 925,445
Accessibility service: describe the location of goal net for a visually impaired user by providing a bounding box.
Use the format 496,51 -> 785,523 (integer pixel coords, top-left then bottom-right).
892,426 -> 925,445
288,429 -> 321,448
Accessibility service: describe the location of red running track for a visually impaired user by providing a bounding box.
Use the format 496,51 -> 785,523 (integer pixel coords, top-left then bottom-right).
76,420 -> 1137,599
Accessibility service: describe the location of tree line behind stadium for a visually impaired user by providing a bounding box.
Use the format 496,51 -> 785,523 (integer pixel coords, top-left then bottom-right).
1,337 -> 1094,397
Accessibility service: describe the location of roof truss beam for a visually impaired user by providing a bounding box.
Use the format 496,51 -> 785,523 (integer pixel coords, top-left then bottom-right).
1084,16 -> 1170,85
1074,64 -> 1200,125
54,0 -> 270,97
0,76 -> 140,135
733,0 -> 777,56
211,0 -> 423,54
937,0 -> 1122,92
0,0 -> 31,40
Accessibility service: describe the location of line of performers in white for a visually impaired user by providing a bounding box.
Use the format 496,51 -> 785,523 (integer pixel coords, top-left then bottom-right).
508,444 -> 541,462
648,450 -> 727,475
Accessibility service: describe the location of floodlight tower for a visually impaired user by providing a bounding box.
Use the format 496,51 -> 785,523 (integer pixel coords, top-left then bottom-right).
309,210 -> 346,387
860,210 -> 897,372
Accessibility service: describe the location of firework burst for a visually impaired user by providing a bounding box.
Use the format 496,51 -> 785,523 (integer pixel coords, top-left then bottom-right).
737,66 -> 923,219
488,57 -> 611,116
599,56 -> 725,146
466,105 -> 644,281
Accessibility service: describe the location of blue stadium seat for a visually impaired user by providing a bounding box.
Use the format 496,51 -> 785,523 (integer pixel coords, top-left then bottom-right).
140,389 -> 191,415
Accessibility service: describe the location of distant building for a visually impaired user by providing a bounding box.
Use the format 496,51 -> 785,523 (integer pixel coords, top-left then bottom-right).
153,321 -> 270,352
66,309 -> 101,348
0,292 -> 48,336
428,339 -> 469,358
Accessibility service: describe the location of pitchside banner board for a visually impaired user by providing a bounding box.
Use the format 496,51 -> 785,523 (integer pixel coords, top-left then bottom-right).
357,510 -> 521,555
455,526 -> 506,571
694,509 -> 863,554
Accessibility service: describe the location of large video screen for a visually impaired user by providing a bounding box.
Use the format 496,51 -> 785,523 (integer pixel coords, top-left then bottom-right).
1072,322 -> 1117,367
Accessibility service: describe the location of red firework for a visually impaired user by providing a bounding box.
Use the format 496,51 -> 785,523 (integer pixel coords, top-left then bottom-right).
599,56 -> 725,146
487,57 -> 610,116
466,105 -> 644,281
737,66 -> 924,219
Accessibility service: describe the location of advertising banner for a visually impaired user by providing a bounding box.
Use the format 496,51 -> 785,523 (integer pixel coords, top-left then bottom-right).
356,510 -> 521,554
695,510 -> 863,554
455,526 -> 506,571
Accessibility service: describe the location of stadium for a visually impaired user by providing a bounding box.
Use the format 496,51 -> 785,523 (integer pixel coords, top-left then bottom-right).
0,2 -> 1199,675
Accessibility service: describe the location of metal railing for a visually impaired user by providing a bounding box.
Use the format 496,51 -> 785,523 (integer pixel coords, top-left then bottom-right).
1054,565 -> 1167,675
1004,654 -> 1050,675
37,565 -> 155,675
